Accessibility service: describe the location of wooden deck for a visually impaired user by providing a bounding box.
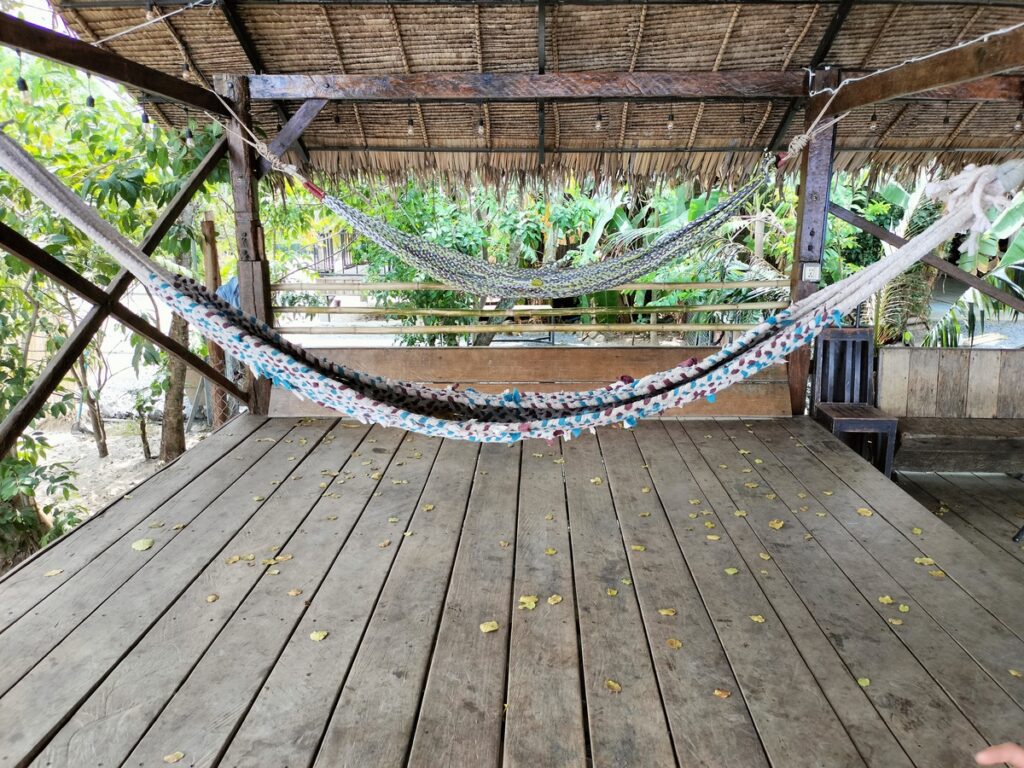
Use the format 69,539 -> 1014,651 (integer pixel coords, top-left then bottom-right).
2,416 -> 1023,768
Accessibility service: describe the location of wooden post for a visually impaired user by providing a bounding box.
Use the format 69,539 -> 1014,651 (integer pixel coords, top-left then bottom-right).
200,212 -> 231,427
787,67 -> 838,415
222,74 -> 273,415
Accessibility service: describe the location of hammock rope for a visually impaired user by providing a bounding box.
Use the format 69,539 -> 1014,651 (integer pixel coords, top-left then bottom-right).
1,131 -> 1020,442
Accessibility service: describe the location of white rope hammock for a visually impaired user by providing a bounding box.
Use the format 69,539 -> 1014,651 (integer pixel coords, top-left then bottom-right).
1,131 -> 1020,442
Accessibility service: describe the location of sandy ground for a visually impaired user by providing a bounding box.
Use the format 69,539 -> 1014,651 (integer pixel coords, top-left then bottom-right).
38,422 -> 207,517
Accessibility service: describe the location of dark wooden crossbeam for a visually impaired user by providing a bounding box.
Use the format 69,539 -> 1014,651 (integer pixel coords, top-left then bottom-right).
0,137 -> 228,457
244,71 -> 808,102
304,143 -> 1024,154
829,202 -> 1024,316
0,13 -> 229,116
819,25 -> 1024,116
256,99 -> 327,178
50,0 -> 1024,8
0,223 -> 246,403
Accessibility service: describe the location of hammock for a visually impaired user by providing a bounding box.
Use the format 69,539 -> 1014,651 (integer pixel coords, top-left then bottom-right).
310,162 -> 771,299
1,132 -> 1019,443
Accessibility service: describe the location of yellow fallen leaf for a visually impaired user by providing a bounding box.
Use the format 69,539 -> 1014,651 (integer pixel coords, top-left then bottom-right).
388,516 -> 399,523
544,547 -> 557,556
206,594 -> 219,603
163,752 -> 185,764
857,677 -> 870,688
544,514 -> 554,521
765,493 -> 777,500
724,567 -> 739,576
638,511 -> 651,518
911,527 -> 923,535
759,552 -> 771,561
816,512 -> 827,517
898,604 -> 910,613
370,472 -> 382,480
718,464 -> 728,469
480,620 -> 500,633
857,508 -> 873,517
878,595 -> 894,605
768,519 -> 784,530
378,539 -> 391,548
590,477 -> 603,485
713,688 -> 732,699
240,554 -> 255,561
149,521 -> 164,529
519,595 -> 539,610
797,492 -> 808,499
553,457 -> 566,464
287,589 -> 303,597
658,608 -> 677,617
929,569 -> 946,578
268,569 -> 281,576
913,556 -> 935,566
531,452 -> 544,458
44,569 -> 63,577
131,538 -> 154,552
422,504 -> 435,512
689,499 -> 702,505
667,638 -> 683,650
621,578 -> 632,585
1010,669 -> 1022,678
309,630 -> 329,642
754,458 -> 764,465
734,510 -> 748,517
499,540 -> 510,548
798,505 -> 809,513
823,491 -> 834,496
547,594 -> 563,605
738,449 -> 750,455
704,521 -> 716,530
403,531 -> 414,537
741,468 -> 752,473
607,588 -> 618,597
261,558 -> 277,566
888,618 -> 903,626
706,535 -> 721,541
171,523 -> 185,530
631,544 -> 646,552
744,482 -> 759,489
325,515 -> 339,521
225,555 -> 241,565
750,614 -> 765,623
605,679 -> 622,693
641,486 -> 651,494
688,513 -> 699,519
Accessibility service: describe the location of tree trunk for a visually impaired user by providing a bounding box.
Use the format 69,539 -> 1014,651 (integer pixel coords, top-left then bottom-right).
139,413 -> 153,460
160,312 -> 188,462
74,359 -> 108,459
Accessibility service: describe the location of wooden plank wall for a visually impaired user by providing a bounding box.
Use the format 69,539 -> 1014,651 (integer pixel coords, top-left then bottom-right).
877,348 -> 1024,418
270,347 -> 791,418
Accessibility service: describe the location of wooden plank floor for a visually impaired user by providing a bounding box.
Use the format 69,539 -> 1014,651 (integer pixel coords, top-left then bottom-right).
2,416 -> 1023,768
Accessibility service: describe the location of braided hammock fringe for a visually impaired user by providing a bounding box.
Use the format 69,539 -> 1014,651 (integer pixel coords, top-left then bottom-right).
316,159 -> 773,300
0,133 -> 1017,442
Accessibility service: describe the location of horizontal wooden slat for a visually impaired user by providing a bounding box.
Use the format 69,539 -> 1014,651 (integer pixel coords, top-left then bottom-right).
272,280 -> 792,293
275,322 -> 759,334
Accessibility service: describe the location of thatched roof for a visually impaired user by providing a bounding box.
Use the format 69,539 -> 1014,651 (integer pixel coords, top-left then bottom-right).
53,2 -> 1024,185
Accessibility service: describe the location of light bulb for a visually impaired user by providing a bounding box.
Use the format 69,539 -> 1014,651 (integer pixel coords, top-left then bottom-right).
16,76 -> 30,105
86,94 -> 96,108
869,112 -> 878,131
406,117 -> 415,136
180,62 -> 191,81
1015,112 -> 1023,132
477,118 -> 485,136
667,113 -> 674,131
184,127 -> 195,148
141,108 -> 153,133
594,112 -> 604,131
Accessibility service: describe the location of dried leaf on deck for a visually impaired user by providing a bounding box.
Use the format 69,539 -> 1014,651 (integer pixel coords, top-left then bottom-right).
44,569 -> 63,577
749,615 -> 765,623
131,538 -> 154,551
913,556 -> 935,566
547,594 -> 563,605
309,630 -> 329,642
658,608 -> 677,617
287,589 -> 303,597
666,638 -> 683,650
857,508 -> 873,517
631,544 -> 647,552
857,677 -> 870,687
605,679 -> 622,693
590,477 -> 603,485
878,595 -> 894,605
206,594 -> 219,603
519,595 -> 539,610
713,688 -> 732,699
480,620 -> 500,633
606,588 -> 618,597
163,752 -> 185,764
724,567 -> 740,576
544,547 -> 557,556
768,519 -> 785,530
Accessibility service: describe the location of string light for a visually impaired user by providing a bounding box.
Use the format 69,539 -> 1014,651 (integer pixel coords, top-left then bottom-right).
183,107 -> 194,148
594,102 -> 604,131
141,106 -> 152,132
16,51 -> 30,105
333,103 -> 341,126
1015,107 -> 1023,133
86,73 -> 95,108
943,101 -> 951,126
406,103 -> 415,136
180,61 -> 191,81
868,110 -> 878,131
477,117 -> 485,136
666,112 -> 674,131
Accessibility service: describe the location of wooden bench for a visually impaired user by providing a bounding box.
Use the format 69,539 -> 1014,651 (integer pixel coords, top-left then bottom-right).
878,348 -> 1024,473
270,346 -> 791,418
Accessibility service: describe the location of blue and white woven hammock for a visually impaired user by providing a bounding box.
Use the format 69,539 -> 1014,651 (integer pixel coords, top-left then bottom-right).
1,132 -> 1018,442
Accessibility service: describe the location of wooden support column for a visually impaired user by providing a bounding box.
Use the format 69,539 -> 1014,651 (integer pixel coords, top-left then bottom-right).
200,213 -> 232,427
222,75 -> 272,415
0,137 -> 227,457
787,67 -> 838,415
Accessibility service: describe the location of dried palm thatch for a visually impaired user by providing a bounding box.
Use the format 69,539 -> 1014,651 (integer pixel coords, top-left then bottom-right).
53,2 -> 1024,188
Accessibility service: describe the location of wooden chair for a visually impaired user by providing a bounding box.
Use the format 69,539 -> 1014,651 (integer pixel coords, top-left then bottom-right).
812,327 -> 898,478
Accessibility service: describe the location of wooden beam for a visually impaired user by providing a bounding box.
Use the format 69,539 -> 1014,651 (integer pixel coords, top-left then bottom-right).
245,71 -> 807,102
788,67 -> 838,415
0,222 -> 246,403
0,137 -> 228,457
49,0 -> 1024,8
818,25 -> 1024,116
256,99 -> 327,179
829,202 -> 1024,316
304,143 -> 1024,155
0,12 -> 229,116
200,213 -> 233,426
224,75 -> 272,416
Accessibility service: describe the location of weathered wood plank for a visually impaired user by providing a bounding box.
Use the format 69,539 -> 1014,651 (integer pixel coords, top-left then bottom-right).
312,438 -> 480,767
560,434 -> 678,768
905,349 -> 939,417
876,348 -> 910,416
967,350 -> 1000,418
598,426 -> 771,767
216,429 -> 443,768
649,420 -> 866,766
997,350 -> 1024,418
728,421 -> 1021,752
0,419 -> 333,765
407,443 -> 520,767
0,418 -> 289,693
502,441 -> 587,768
37,422 -> 387,768
779,418 -> 1024,689
935,349 -> 969,418
922,473 -> 1024,565
0,415 -> 263,620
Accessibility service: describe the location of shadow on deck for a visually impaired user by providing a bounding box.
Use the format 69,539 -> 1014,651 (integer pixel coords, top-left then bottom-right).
1,416 -> 1022,767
